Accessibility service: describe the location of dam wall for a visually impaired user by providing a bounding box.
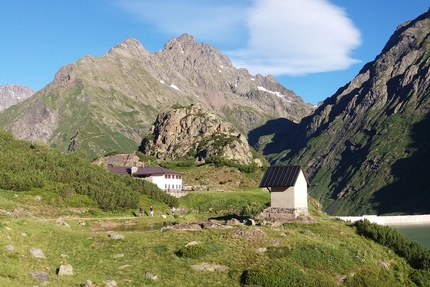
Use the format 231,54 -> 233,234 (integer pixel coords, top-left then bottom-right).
336,214 -> 430,226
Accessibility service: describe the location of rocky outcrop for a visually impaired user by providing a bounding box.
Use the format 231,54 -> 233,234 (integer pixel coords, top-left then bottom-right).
140,104 -> 258,165
92,153 -> 142,167
0,84 -> 35,112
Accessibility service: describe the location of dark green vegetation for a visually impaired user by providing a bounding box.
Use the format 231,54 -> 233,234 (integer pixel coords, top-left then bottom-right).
0,130 -> 177,210
354,220 -> 430,271
267,10 -> 430,216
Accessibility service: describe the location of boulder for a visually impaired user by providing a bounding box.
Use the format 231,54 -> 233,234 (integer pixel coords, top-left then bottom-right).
58,264 -> 73,275
145,271 -> 158,280
5,244 -> 14,252
103,280 -> 118,287
84,280 -> 96,287
56,217 -> 71,227
108,232 -> 124,239
31,271 -> 48,284
191,262 -> 229,272
29,248 -> 45,258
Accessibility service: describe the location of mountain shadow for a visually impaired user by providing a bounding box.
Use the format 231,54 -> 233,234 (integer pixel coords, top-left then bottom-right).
247,118 -> 298,157
372,112 -> 430,214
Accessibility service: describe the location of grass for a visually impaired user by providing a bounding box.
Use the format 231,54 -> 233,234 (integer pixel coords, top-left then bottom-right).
0,187 -> 423,286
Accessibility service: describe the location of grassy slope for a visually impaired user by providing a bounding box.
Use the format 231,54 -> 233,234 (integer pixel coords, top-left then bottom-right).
0,189 -> 420,287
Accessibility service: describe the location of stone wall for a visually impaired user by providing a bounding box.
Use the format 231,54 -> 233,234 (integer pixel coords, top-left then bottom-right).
258,207 -> 308,220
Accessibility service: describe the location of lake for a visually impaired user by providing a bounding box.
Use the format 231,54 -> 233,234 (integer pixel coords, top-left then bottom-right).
389,224 -> 430,249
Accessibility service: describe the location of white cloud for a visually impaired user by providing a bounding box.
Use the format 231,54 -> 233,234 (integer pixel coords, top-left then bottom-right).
116,0 -> 361,76
228,0 -> 361,75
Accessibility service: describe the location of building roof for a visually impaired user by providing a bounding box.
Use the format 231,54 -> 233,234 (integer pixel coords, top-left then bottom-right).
259,166 -> 310,188
107,165 -> 182,176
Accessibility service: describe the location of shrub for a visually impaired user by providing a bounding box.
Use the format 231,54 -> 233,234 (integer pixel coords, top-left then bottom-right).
240,202 -> 265,216
354,219 -> 430,270
177,244 -> 208,259
242,264 -> 335,287
176,243 -> 225,259
65,194 -> 98,208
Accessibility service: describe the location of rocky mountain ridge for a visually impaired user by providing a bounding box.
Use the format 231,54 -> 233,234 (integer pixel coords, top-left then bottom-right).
275,9 -> 430,216
0,34 -> 314,158
0,84 -> 35,112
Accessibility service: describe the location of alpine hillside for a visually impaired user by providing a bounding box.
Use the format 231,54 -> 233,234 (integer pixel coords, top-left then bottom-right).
273,9 -> 430,216
0,34 -> 314,158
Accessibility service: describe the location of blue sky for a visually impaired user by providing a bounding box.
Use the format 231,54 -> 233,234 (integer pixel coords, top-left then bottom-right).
0,1 -> 428,105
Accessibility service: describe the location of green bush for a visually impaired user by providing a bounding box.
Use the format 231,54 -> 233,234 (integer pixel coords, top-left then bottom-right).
409,269 -> 430,287
240,202 -> 265,216
205,155 -> 260,173
176,242 -> 225,259
177,244 -> 208,259
242,265 -> 336,287
0,130 -> 178,211
65,194 -> 98,208
354,219 -> 430,270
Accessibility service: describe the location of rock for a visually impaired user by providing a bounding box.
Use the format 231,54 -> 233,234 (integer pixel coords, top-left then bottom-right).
185,241 -> 199,247
103,280 -> 118,287
84,280 -> 96,287
31,271 -> 48,284
58,264 -> 73,275
56,217 -> 70,227
378,260 -> 389,270
29,248 -> 46,258
5,244 -> 14,252
256,247 -> 267,253
140,103 -> 257,165
191,262 -> 229,272
108,232 -> 124,239
118,265 -> 132,269
226,218 -> 241,226
22,232 -> 27,237
335,275 -> 347,283
145,271 -> 157,280
113,254 -> 124,258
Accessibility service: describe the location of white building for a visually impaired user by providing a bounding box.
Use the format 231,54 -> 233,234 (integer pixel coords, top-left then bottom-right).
259,166 -> 310,218
107,165 -> 183,192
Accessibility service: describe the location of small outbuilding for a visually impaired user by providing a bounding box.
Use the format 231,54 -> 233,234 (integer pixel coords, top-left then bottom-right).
259,166 -> 310,218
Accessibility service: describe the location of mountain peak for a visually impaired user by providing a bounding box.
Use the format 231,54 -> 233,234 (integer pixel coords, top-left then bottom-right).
108,37 -> 148,57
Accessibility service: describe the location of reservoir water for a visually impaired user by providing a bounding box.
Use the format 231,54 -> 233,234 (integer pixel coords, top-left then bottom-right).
390,224 -> 430,249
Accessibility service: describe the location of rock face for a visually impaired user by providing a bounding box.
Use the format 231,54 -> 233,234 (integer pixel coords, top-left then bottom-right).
0,34 -> 314,159
276,9 -> 430,216
140,104 -> 258,165
0,84 -> 35,112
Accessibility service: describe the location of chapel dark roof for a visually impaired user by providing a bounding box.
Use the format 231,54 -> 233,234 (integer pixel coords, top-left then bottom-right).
259,166 -> 309,187
107,165 -> 181,176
